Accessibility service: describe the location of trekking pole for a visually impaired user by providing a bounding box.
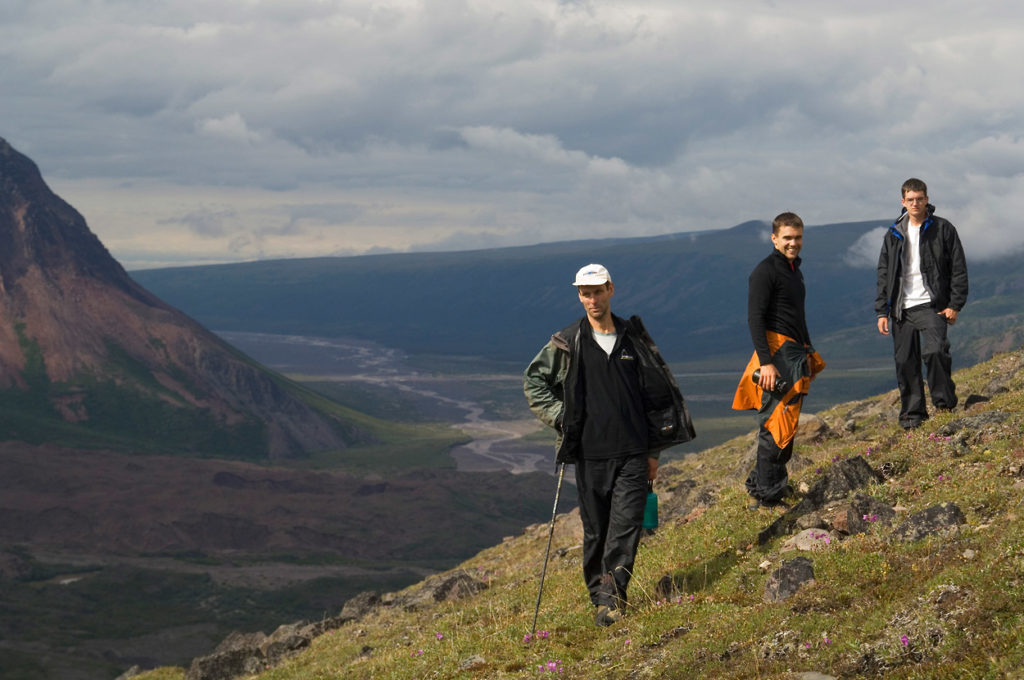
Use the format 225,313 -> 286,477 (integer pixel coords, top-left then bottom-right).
530,462 -> 566,637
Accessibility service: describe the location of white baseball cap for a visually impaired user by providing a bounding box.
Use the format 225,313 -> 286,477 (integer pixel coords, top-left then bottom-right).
572,264 -> 611,286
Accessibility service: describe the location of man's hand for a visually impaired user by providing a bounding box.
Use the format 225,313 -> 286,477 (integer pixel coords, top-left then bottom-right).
647,457 -> 658,482
877,316 -> 889,335
939,308 -> 959,325
757,363 -> 781,392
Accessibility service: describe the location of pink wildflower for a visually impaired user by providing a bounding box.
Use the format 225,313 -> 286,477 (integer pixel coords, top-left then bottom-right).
538,659 -> 563,673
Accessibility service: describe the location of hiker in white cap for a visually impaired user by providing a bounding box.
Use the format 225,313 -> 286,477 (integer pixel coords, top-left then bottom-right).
524,264 -> 695,626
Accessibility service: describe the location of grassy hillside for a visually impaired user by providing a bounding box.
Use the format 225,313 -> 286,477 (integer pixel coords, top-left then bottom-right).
135,345 -> 1024,679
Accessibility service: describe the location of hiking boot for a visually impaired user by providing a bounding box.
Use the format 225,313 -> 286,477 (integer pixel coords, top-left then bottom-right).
748,496 -> 789,511
594,605 -> 623,627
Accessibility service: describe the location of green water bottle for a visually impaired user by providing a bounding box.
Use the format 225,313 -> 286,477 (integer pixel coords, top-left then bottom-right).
642,480 -> 658,531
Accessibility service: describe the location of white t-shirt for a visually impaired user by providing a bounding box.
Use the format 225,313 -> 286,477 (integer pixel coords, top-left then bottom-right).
592,329 -> 617,356
901,222 -> 932,309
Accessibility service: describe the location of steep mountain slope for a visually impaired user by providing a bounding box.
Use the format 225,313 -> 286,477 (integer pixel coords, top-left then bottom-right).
0,137 -> 368,458
135,345 -> 1024,680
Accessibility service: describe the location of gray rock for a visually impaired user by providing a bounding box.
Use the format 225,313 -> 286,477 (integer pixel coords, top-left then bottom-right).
781,529 -> 836,552
384,570 -> 488,611
937,411 -> 1009,436
764,556 -> 815,602
795,413 -> 834,444
459,654 -> 486,671
795,511 -> 828,531
185,622 -> 315,680
259,623 -> 310,661
803,457 -> 884,508
892,502 -> 967,543
831,494 -> 896,535
963,393 -> 991,409
758,457 -> 882,545
339,590 -> 381,623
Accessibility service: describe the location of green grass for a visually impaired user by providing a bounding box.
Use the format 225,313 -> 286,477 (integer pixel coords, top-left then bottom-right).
132,346 -> 1024,679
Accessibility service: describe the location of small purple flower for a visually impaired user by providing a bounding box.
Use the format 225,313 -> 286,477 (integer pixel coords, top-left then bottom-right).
435,632 -> 444,641
538,659 -> 563,673
523,633 -> 532,644
901,634 -> 909,646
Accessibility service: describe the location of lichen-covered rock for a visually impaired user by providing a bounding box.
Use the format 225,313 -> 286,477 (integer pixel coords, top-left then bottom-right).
764,556 -> 815,602
892,503 -> 967,543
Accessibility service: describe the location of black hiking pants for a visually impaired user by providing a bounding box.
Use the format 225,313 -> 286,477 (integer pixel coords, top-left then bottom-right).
574,453 -> 648,609
892,303 -> 957,427
745,420 -> 795,502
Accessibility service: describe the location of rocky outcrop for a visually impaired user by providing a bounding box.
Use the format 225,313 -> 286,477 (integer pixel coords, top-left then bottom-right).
185,623 -> 324,680
182,570 -> 490,680
383,570 -> 489,611
759,456 -> 883,544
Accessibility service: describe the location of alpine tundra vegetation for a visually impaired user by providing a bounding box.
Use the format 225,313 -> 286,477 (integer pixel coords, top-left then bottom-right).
136,346 -> 1024,680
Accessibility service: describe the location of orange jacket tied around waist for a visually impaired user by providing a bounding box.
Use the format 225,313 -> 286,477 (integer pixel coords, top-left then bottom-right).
732,331 -> 826,449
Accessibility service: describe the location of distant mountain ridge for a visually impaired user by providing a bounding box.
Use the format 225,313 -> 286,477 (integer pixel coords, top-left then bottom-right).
0,137 -> 369,458
133,218 -> 1024,368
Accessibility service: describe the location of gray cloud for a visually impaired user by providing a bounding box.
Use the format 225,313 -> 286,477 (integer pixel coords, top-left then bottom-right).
160,208 -> 237,237
2,1 -> 1023,268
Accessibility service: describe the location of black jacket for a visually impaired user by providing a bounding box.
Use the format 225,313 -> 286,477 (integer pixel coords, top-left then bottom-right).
875,205 -> 968,321
748,249 -> 811,366
523,314 -> 696,464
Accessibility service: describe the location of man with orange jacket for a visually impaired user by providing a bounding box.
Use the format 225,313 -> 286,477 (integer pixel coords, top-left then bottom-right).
733,212 -> 825,510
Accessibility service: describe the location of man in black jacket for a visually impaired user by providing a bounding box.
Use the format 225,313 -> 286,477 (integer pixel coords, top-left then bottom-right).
523,264 -> 694,627
875,178 -> 968,429
734,213 -> 824,510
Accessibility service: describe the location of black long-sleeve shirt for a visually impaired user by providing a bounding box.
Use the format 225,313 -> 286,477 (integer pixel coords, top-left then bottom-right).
747,249 -> 811,365
572,322 -> 648,460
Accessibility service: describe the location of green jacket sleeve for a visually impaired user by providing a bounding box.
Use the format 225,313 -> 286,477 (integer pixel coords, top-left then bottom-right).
523,341 -> 567,431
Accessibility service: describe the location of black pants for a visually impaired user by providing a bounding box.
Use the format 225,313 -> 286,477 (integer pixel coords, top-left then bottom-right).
892,304 -> 957,427
574,454 -> 648,608
745,399 -> 796,502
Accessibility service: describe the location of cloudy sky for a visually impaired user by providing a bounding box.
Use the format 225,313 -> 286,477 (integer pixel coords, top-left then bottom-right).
3,0 -> 1022,270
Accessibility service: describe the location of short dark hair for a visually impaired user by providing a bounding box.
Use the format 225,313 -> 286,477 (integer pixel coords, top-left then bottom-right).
772,212 -> 804,234
901,177 -> 928,197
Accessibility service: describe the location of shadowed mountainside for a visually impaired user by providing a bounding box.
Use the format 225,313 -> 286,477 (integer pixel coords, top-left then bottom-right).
132,221 -> 1024,368
0,137 -> 370,459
